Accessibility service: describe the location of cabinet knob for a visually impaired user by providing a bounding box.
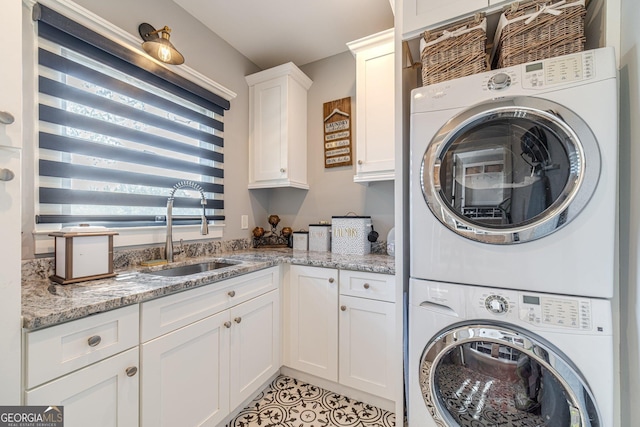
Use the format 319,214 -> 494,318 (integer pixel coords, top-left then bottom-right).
0,169 -> 15,182
340,305 -> 347,311
328,277 -> 335,283
87,335 -> 102,347
358,160 -> 363,165
228,290 -> 236,297
125,366 -> 138,377
224,321 -> 232,328
0,111 -> 15,125
280,168 -> 286,173
234,317 -> 242,324
363,283 -> 370,289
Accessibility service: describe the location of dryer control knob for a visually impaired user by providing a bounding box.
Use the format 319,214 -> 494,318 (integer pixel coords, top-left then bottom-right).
485,295 -> 509,314
488,73 -> 512,90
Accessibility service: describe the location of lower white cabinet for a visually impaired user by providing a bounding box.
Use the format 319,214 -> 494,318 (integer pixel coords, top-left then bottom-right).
287,265 -> 339,381
141,310 -> 230,427
339,295 -> 396,400
287,265 -> 396,400
141,286 -> 280,426
25,346 -> 139,427
24,305 -> 140,427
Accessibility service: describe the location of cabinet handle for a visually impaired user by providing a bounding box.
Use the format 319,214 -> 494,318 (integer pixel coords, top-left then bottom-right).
358,160 -> 363,165
125,366 -> 138,377
0,169 -> 15,182
234,317 -> 242,324
87,335 -> 102,347
363,283 -> 370,289
328,277 -> 335,283
228,290 -> 236,297
280,168 -> 286,173
224,321 -> 232,328
340,305 -> 347,311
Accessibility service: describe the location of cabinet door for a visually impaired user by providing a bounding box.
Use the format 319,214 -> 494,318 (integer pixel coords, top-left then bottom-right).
250,76 -> 288,182
25,348 -> 139,427
288,265 -> 338,381
229,289 -> 280,408
354,41 -> 395,182
402,0 -> 487,38
339,295 -> 396,400
141,311 -> 230,427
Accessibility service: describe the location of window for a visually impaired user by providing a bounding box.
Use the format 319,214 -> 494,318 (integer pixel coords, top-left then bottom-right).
33,3 -> 230,230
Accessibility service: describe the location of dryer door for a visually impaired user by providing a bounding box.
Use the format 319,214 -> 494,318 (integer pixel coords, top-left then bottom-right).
421,96 -> 600,244
419,323 -> 601,427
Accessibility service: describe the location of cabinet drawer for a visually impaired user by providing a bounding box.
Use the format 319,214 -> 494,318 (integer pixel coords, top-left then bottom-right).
141,267 -> 278,342
25,304 -> 139,389
339,270 -> 395,302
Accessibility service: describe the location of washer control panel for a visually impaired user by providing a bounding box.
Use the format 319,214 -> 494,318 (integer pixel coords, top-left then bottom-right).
519,294 -> 592,330
483,70 -> 517,92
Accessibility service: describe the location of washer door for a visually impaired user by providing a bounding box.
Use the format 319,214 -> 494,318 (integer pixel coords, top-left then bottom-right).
419,323 -> 601,427
421,96 -> 600,244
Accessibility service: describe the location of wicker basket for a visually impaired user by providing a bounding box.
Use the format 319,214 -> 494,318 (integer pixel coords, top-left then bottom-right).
420,14 -> 488,86
492,0 -> 586,69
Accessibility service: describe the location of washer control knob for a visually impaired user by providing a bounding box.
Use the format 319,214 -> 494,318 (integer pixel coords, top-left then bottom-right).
485,295 -> 509,314
488,72 -> 512,90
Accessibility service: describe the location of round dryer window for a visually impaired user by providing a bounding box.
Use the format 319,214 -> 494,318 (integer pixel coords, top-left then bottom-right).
421,96 -> 600,244
419,323 -> 602,427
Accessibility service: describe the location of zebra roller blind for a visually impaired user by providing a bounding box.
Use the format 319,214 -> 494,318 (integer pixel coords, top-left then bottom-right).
34,3 -> 228,227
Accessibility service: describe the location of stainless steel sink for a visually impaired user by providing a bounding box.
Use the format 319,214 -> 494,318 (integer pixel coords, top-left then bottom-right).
147,261 -> 237,277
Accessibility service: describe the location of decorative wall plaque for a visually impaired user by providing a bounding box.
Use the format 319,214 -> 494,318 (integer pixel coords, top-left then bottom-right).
323,97 -> 353,168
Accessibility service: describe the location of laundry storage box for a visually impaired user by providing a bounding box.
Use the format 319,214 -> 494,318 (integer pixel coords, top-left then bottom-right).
49,225 -> 119,284
308,224 -> 332,252
331,216 -> 372,255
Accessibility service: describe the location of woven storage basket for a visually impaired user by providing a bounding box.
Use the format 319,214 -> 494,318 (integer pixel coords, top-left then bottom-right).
492,0 -> 586,69
420,15 -> 488,86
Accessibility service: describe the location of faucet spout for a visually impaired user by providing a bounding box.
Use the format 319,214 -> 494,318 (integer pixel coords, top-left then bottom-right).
165,180 -> 209,262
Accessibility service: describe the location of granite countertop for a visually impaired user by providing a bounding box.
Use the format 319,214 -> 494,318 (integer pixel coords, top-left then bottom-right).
22,248 -> 395,330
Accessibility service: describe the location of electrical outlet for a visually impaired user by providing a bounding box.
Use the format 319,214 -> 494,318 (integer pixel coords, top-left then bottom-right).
241,215 -> 249,230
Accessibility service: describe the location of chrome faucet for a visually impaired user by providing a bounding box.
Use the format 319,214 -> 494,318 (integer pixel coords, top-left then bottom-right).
165,181 -> 209,262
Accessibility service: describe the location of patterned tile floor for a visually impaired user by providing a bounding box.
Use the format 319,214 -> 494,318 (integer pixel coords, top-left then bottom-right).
227,375 -> 396,427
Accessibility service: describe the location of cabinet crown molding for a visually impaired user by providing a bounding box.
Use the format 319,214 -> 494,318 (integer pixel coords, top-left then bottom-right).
245,62 -> 313,89
347,28 -> 394,55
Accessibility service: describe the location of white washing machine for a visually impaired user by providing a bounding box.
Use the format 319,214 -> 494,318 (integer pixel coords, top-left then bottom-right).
410,47 -> 618,298
408,278 -> 613,427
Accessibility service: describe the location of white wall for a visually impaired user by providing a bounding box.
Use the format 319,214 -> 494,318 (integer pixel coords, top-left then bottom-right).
253,51 -> 395,240
619,0 -> 640,424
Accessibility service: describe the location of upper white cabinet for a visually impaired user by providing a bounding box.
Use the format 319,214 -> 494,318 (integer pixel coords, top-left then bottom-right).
402,0 -> 488,39
347,29 -> 396,183
246,63 -> 313,190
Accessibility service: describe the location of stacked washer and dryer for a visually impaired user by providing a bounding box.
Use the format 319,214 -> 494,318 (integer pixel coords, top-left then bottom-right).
408,47 -> 617,426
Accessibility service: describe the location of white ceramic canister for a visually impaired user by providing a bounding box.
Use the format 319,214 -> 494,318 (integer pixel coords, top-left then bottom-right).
308,224 -> 332,252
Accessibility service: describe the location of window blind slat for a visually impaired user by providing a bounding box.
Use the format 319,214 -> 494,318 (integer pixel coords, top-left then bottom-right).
39,160 -> 224,194
40,77 -> 221,145
36,214 -> 226,224
40,187 -> 224,209
34,3 -> 230,112
39,49 -> 224,132
39,132 -> 224,178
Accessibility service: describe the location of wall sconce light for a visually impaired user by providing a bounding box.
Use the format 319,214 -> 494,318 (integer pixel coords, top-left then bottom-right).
138,23 -> 185,65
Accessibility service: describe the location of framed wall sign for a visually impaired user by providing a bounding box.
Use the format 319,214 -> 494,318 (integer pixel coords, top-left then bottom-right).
323,97 -> 353,168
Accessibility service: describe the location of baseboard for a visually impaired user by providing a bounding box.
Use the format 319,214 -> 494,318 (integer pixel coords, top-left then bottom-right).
280,366 -> 396,413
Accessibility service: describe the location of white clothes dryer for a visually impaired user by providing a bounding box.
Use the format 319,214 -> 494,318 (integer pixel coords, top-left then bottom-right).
408,278 -> 613,427
410,48 -> 618,298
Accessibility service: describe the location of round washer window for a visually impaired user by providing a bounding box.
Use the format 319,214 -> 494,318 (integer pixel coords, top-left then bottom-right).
421,97 -> 600,244
419,324 -> 601,427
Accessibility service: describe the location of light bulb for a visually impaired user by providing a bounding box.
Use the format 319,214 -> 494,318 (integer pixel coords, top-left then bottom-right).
158,45 -> 172,63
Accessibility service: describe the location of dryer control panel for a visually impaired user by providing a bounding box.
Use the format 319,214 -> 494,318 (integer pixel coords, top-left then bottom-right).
522,50 -> 595,89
